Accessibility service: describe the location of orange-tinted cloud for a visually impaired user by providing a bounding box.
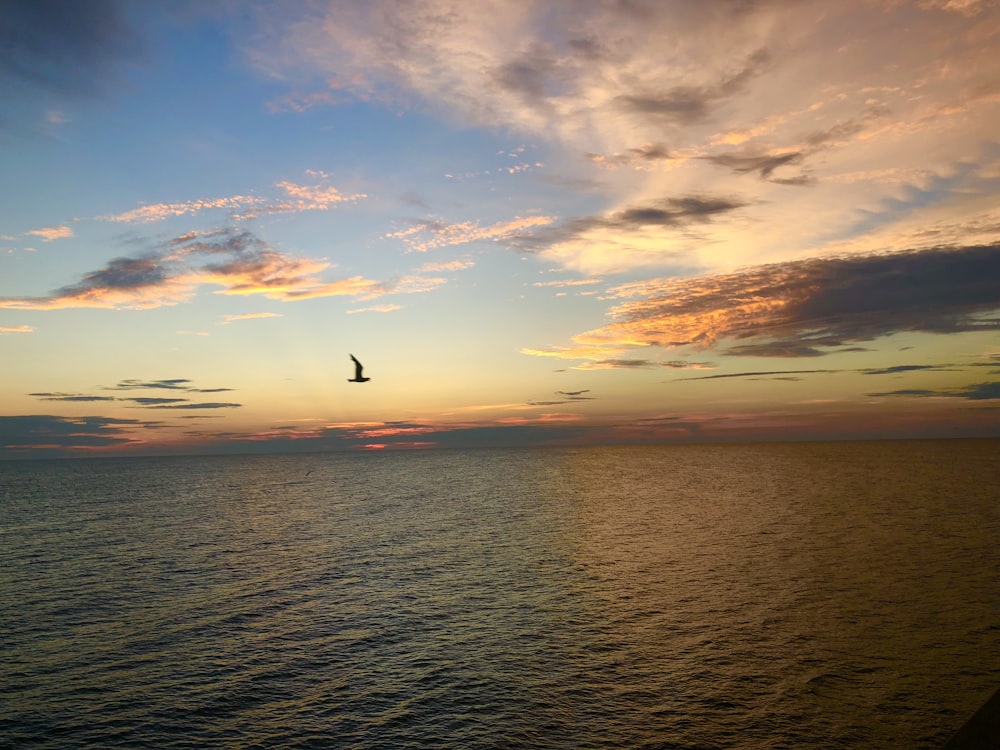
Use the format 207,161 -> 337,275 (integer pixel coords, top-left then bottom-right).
526,244 -> 1000,360
25,225 -> 74,241
0,228 -> 433,310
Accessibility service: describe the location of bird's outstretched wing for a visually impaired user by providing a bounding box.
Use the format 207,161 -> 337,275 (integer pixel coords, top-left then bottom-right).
348,354 -> 371,382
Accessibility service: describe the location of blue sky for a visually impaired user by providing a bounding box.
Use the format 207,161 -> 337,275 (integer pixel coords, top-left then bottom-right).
1,0 -> 998,458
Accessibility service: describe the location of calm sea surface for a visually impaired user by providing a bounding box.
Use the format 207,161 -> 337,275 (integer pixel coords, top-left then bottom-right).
1,440 -> 998,749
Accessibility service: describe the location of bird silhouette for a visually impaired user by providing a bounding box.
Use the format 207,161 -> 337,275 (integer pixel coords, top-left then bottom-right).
348,354 -> 370,382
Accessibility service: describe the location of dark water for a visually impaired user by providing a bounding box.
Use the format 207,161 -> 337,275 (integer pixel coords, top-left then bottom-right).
1,440 -> 998,749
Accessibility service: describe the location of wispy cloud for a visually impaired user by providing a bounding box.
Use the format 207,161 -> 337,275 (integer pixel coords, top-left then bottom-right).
100,172 -> 364,224
143,402 -> 242,410
106,379 -> 197,391
532,278 -> 603,288
0,228 -> 378,310
29,392 -> 118,402
220,312 -> 283,324
27,378 -> 241,411
270,172 -> 367,213
416,258 -> 475,273
102,196 -> 265,224
0,325 -> 34,334
347,304 -> 402,314
869,381 -> 1000,400
387,215 -> 556,253
587,143 -> 672,170
25,225 -> 74,241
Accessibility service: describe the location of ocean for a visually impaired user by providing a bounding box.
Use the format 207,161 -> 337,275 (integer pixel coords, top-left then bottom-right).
1,439 -> 997,749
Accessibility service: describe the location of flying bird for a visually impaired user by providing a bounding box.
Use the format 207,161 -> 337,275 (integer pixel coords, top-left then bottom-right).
557,390 -> 590,396
348,354 -> 370,383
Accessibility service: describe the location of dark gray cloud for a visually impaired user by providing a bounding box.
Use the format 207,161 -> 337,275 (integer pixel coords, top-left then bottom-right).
701,106 -> 890,186
28,379 -> 236,408
722,342 -> 833,357
678,369 -> 837,382
0,227 -> 344,310
493,52 -> 562,102
54,255 -> 173,297
28,392 -> 117,402
528,389 -> 596,406
598,244 -> 1000,356
589,359 -> 656,369
144,402 -> 242,410
615,48 -> 771,125
0,414 -> 154,451
518,194 -> 746,251
107,379 -> 193,391
0,0 -> 144,97
677,363 -> 958,382
586,143 -> 672,168
863,364 -> 953,376
869,381 -> 1000,400
702,151 -> 811,184
126,397 -> 190,405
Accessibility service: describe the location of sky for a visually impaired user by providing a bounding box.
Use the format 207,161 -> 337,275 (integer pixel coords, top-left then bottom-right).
1,0 -> 999,458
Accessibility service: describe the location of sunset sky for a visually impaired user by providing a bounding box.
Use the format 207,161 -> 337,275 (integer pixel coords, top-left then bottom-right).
2,0 -> 998,458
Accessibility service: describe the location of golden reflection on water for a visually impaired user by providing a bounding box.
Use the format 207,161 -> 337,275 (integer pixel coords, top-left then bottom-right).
1,441 -> 997,749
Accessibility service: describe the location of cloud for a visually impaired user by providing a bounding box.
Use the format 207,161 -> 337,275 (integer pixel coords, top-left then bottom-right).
675,362 -> 960,382
28,392 -> 118,402
870,381 -> 1000,400
702,151 -> 809,184
125,397 -> 189,405
386,215 -> 556,253
100,172 -> 364,224
251,2 -> 779,144
0,325 -> 34,334
575,359 -> 658,370
528,243 -> 1000,360
532,278 -> 603,288
677,369 -> 838,382
587,143 -> 671,170
862,364 -> 954,375
106,378 -> 193,390
250,1 -> 1000,281
143,402 -> 242,409
917,0 -> 996,15
416,258 -> 475,272
347,304 -> 402,314
102,196 -> 265,224
26,379 -> 239,410
25,225 -> 74,241
0,414 -> 154,451
514,194 -> 748,274
270,178 -> 367,213
0,227 -> 394,310
220,312 -> 283,324
616,48 -> 772,125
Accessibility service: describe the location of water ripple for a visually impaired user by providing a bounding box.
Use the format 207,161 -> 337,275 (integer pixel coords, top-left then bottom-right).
1,441 -> 998,748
